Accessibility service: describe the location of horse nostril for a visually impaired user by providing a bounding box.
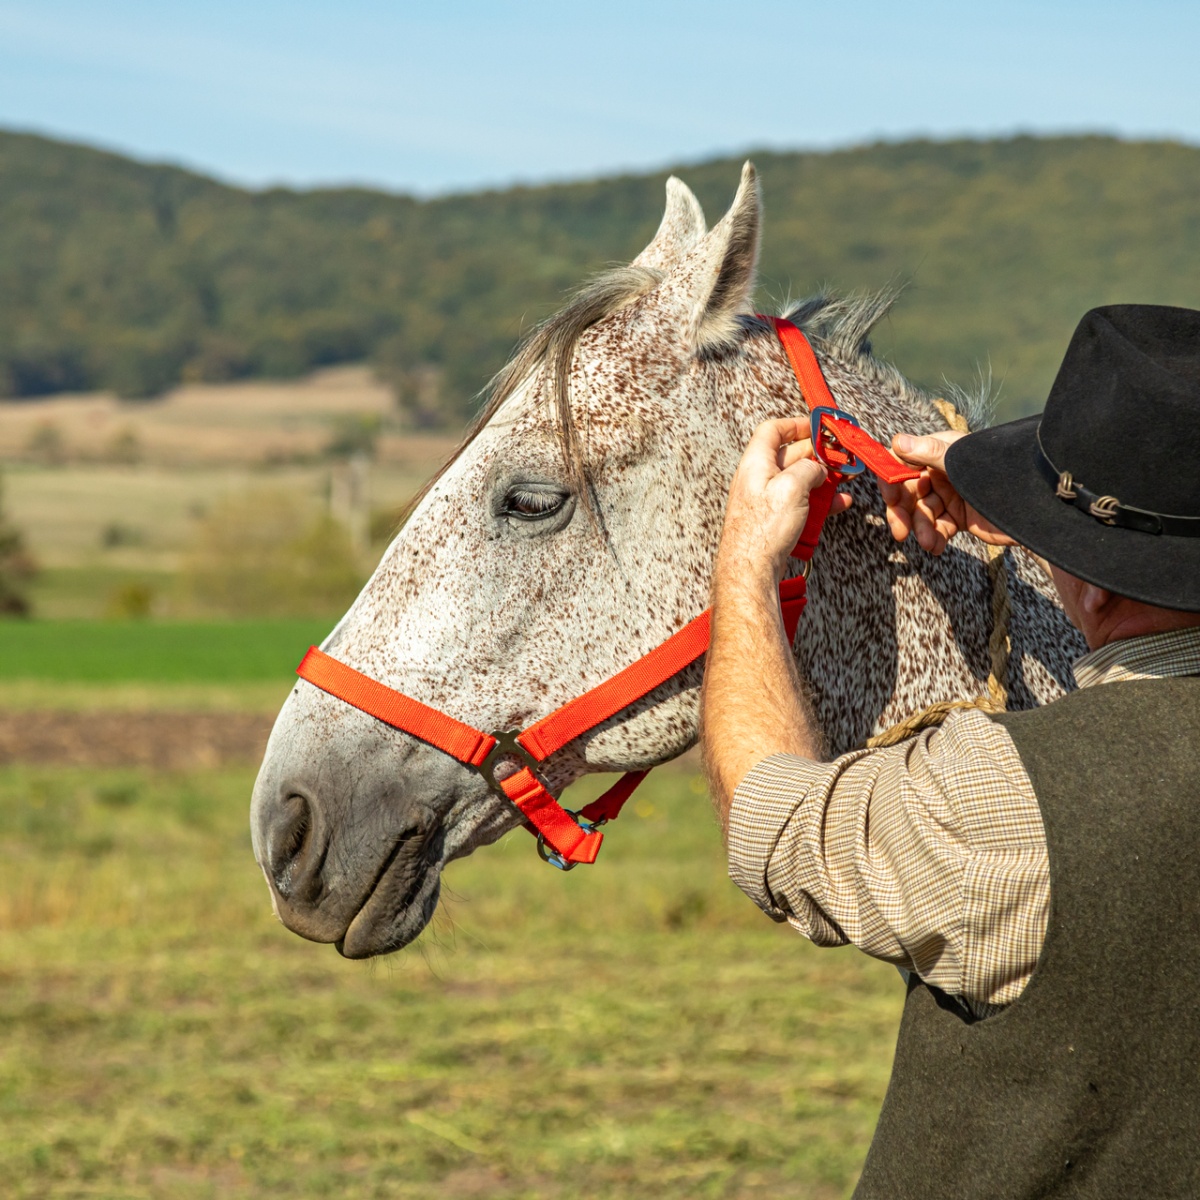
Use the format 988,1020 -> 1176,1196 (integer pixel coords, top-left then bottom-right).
264,791 -> 324,903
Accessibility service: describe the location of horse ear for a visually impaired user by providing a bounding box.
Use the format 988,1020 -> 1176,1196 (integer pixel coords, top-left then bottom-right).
644,162 -> 761,352
632,177 -> 707,272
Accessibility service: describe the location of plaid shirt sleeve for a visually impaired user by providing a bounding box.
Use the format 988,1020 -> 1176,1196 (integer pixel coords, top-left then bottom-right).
726,708 -> 1050,1008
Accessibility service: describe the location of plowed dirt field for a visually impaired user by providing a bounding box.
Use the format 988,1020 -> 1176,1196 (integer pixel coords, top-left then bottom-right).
0,710 -> 274,769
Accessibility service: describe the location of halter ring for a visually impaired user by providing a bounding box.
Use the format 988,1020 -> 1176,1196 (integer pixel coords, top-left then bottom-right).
536,810 -> 602,872
478,729 -> 543,792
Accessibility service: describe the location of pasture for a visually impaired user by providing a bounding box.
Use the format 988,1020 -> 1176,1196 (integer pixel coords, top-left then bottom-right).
0,619 -> 327,718
0,755 -> 901,1199
0,367 -> 455,619
0,619 -> 331,683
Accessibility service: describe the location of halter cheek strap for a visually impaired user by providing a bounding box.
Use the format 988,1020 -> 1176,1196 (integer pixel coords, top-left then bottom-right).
295,318 -> 918,869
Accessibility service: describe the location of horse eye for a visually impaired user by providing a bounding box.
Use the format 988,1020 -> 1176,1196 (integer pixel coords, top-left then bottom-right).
502,487 -> 567,520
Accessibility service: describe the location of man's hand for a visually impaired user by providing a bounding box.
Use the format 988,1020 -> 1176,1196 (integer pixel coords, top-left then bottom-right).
719,417 -> 853,585
703,418 -> 850,835
881,431 -> 1016,555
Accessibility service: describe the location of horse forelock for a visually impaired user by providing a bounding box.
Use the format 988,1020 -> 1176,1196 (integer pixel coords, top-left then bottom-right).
404,265 -> 663,521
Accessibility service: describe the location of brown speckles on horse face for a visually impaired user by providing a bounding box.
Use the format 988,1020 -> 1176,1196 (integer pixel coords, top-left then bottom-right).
252,170 -> 1085,957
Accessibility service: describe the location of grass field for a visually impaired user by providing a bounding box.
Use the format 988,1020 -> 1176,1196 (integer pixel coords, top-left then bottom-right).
0,759 -> 901,1200
0,619 -> 328,715
0,620 -> 331,683
4,461 -> 430,569
0,367 -> 455,471
4,460 -> 430,620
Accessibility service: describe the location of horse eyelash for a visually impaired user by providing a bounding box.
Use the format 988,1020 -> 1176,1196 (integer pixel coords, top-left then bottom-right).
503,489 -> 567,519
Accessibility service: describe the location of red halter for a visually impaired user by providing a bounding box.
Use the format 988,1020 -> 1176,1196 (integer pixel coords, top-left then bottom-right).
296,318 -> 918,869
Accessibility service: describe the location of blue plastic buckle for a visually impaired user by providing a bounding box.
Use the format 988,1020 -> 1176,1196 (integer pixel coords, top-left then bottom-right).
809,406 -> 867,477
535,810 -> 602,871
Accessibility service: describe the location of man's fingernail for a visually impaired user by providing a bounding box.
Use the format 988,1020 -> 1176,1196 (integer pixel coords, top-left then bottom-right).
894,434 -> 914,454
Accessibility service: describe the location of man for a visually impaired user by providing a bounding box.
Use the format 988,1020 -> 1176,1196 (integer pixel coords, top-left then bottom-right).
702,305 -> 1200,1197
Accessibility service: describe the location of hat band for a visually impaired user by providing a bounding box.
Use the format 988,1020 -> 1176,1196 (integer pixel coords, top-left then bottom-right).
1035,430 -> 1200,537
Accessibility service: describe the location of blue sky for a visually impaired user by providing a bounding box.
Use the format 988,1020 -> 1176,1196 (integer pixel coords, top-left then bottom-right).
1,0 -> 1197,194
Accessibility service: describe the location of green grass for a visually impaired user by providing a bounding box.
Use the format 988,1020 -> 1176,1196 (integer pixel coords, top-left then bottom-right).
0,619 -> 330,682
0,762 -> 902,1199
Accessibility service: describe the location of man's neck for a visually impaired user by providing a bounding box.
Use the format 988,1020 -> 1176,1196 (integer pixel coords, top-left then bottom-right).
1089,605 -> 1200,651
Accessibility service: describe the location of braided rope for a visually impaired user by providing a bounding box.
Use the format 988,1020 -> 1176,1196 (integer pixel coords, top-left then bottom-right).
864,399 -> 1012,749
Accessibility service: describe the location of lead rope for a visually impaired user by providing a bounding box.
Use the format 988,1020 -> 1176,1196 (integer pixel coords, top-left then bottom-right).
864,399 -> 1012,749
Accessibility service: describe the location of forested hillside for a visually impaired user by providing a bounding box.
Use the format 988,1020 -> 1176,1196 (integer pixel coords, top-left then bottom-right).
3,130 -> 1199,422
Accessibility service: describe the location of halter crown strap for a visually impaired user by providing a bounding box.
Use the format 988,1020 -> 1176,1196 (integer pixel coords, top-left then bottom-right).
296,319 -> 913,867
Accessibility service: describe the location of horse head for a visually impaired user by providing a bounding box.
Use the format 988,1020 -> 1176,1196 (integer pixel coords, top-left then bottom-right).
251,164 -> 1084,958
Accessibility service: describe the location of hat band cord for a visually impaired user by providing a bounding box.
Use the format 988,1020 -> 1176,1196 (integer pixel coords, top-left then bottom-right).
1034,429 -> 1200,537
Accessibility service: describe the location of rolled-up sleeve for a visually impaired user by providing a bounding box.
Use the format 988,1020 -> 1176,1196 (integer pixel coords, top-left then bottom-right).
726,709 -> 1049,1008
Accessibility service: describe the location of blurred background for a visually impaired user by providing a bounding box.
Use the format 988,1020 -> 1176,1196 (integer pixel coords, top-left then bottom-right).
1,2 -> 1198,1197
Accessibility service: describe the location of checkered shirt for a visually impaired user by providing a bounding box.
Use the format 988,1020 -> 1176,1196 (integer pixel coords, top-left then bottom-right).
727,625 -> 1200,1010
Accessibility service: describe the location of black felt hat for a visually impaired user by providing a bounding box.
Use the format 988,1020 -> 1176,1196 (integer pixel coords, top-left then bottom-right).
945,304 -> 1200,612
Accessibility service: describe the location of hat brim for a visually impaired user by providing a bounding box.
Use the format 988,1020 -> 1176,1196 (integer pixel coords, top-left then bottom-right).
946,414 -> 1200,612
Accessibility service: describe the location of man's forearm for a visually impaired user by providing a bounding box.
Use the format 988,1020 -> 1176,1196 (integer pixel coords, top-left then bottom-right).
701,562 -> 823,835
700,419 -> 835,835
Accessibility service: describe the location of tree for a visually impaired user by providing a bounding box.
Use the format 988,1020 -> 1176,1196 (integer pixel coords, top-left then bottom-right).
180,489 -> 363,618
0,472 -> 36,616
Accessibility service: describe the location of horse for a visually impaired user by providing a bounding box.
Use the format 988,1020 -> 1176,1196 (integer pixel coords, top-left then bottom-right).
250,163 -> 1085,959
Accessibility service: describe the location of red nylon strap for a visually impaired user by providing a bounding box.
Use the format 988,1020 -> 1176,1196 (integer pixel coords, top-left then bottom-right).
295,521 -> 822,866
578,769 -> 649,825
770,315 -> 839,410
498,767 -> 605,864
821,419 -> 921,485
768,317 -> 920,485
518,611 -> 711,761
294,648 -> 654,864
795,477 -> 836,563
503,767 -> 652,868
297,647 -> 496,766
295,649 -> 604,864
770,474 -> 837,640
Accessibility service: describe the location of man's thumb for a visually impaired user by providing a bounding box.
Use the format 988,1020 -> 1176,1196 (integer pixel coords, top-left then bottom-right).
892,432 -> 949,468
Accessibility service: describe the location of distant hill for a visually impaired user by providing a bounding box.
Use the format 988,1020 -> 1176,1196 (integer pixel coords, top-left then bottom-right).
2,130 -> 1198,423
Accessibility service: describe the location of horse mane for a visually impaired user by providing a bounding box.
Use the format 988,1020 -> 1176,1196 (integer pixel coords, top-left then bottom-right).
403,271 -> 992,521
780,288 -> 993,431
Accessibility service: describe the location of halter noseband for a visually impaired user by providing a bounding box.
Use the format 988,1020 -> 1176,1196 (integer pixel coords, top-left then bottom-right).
295,318 -> 918,869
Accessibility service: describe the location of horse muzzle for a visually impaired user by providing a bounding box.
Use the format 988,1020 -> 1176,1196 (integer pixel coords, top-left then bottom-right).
252,771 -> 445,957
250,685 -> 462,957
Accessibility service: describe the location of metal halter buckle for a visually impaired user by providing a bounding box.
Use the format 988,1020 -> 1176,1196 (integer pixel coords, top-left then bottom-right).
481,734 -> 601,871
535,810 -> 602,872
809,406 -> 867,477
478,729 -> 542,793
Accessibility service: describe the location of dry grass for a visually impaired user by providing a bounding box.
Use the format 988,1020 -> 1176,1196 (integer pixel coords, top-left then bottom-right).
5,460 -> 440,572
0,366 -> 456,469
0,365 -> 457,617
